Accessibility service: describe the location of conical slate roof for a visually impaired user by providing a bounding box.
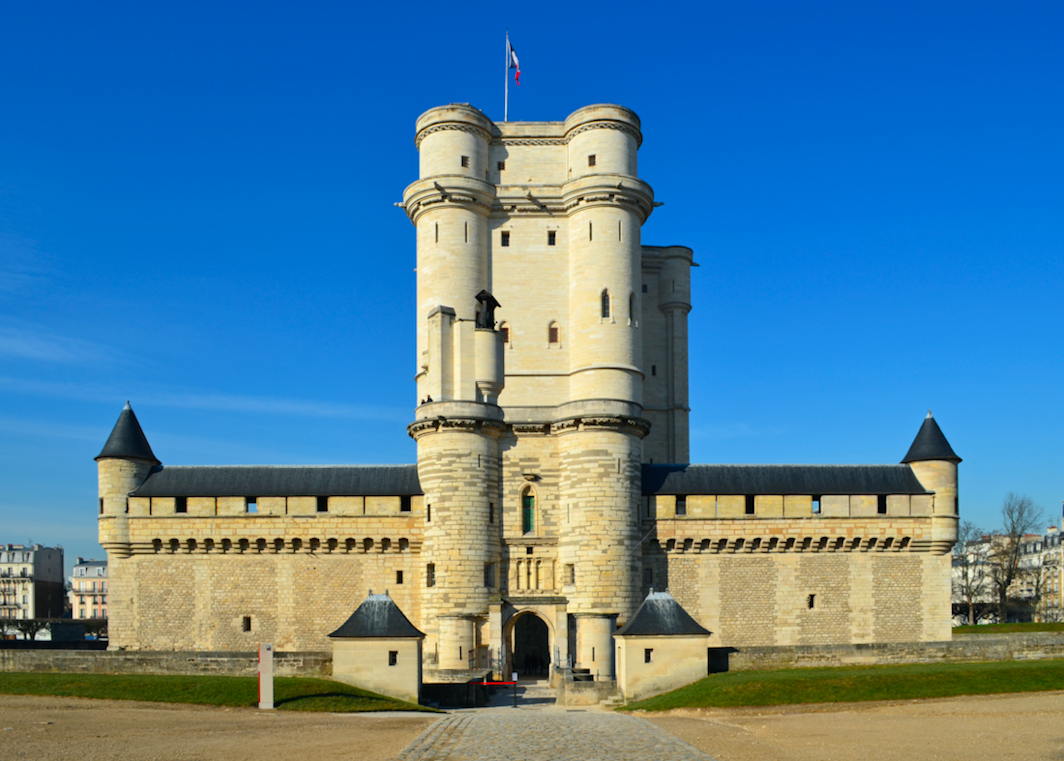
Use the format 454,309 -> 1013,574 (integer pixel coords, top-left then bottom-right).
95,402 -> 159,464
615,590 -> 710,637
328,592 -> 424,639
901,411 -> 961,464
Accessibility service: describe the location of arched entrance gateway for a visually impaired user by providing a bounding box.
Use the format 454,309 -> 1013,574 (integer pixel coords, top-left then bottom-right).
507,611 -> 551,678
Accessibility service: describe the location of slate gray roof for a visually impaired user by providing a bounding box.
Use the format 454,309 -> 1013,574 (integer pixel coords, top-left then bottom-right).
642,464 -> 930,496
96,402 -> 160,464
131,464 -> 421,497
328,593 -> 425,638
615,590 -> 710,637
901,412 -> 962,464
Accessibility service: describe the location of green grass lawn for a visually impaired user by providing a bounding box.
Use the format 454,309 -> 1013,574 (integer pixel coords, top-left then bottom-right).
953,622 -> 1064,635
622,659 -> 1064,712
0,673 -> 437,713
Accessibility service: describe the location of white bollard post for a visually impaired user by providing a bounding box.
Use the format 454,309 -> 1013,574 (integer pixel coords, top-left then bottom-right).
259,643 -> 274,709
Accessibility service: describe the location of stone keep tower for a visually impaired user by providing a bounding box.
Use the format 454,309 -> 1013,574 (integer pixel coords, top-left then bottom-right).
403,104 -> 669,677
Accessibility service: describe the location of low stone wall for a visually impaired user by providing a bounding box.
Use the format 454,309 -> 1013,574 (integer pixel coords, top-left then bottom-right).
0,649 -> 330,677
3,634 -> 1062,683
716,632 -> 1064,672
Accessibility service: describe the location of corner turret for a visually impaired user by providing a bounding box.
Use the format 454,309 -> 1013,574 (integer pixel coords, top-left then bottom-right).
903,411 -> 960,552
96,402 -> 159,559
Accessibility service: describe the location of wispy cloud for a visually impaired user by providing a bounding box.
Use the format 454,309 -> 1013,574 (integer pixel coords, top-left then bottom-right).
0,325 -> 115,364
0,232 -> 53,295
0,377 -> 408,423
0,415 -> 104,442
690,422 -> 787,441
144,390 -> 408,422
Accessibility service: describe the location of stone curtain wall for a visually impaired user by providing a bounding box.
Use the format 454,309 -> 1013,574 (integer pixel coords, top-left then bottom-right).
664,551 -> 951,647
112,551 -> 420,651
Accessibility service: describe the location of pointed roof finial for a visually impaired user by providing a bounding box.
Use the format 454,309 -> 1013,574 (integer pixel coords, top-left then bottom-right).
902,411 -> 960,464
95,402 -> 160,464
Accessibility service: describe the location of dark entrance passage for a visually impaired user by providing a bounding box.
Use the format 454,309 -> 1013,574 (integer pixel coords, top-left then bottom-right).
512,614 -> 550,677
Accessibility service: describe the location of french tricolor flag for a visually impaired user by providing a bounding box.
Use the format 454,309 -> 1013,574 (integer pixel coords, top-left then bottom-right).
507,37 -> 520,85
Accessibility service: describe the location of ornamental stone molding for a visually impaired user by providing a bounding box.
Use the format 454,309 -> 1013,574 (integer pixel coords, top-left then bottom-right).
491,138 -> 567,147
563,120 -> 643,147
407,416 -> 507,439
549,415 -> 650,438
414,122 -> 492,149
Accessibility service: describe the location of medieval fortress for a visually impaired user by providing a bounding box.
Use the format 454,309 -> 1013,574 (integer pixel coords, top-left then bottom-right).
97,103 -> 960,687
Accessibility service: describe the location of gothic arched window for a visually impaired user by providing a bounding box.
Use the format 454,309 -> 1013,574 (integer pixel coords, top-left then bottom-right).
601,290 -> 611,319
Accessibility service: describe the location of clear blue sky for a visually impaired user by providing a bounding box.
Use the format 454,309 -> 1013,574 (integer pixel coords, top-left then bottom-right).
1,1 -> 1061,575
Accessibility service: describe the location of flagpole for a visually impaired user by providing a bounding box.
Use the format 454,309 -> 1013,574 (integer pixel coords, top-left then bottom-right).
504,31 -> 509,122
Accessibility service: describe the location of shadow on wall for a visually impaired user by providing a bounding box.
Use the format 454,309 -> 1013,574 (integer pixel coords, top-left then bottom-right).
709,647 -> 738,673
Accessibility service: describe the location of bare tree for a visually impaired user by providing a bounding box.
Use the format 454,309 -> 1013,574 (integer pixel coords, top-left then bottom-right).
953,520 -> 990,625
11,618 -> 48,641
989,493 -> 1043,623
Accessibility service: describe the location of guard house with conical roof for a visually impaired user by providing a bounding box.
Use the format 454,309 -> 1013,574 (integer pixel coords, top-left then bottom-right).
94,102 -> 961,700
615,589 -> 710,701
329,591 -> 425,704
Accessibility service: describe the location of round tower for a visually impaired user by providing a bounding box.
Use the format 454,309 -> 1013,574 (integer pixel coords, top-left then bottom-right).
404,104 -> 504,673
556,105 -> 655,677
902,410 -> 961,553
96,401 -> 160,559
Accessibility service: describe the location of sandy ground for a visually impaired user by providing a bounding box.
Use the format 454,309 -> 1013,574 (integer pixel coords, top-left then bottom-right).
2,692 -> 1064,761
643,691 -> 1064,761
0,695 -> 438,761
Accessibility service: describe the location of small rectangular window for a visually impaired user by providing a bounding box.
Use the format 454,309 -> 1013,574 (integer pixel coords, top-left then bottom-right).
589,221 -> 593,241
642,284 -> 647,293
316,496 -> 328,513
242,616 -> 251,632
675,496 -> 687,517
812,496 -> 821,514
489,502 -> 494,523
484,563 -> 495,588
497,160 -> 505,171
878,495 -> 888,515
175,497 -> 187,514
427,563 -> 435,587
745,495 -> 755,515
500,326 -> 509,343
526,546 -> 533,556
548,326 -> 559,343
501,231 -> 510,247
588,154 -> 596,167
548,230 -> 556,246
396,570 -> 404,585
651,365 -> 657,376
427,504 -> 431,522
461,155 -> 470,168
644,648 -> 653,663
566,564 -> 575,585
247,499 -> 258,514
99,498 -> 104,515
389,651 -> 398,666
400,495 -> 411,513
807,594 -> 816,609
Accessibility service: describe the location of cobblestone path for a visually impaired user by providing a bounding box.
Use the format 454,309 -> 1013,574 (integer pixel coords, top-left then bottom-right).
396,709 -> 716,761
